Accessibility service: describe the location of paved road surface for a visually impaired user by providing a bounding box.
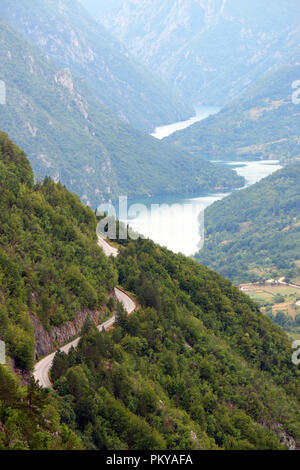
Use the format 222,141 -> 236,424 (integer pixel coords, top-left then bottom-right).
115,288 -> 135,315
34,237 -> 135,388
97,235 -> 119,257
279,277 -> 300,290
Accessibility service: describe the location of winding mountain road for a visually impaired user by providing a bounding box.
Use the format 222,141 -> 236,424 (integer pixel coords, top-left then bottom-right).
33,236 -> 135,388
97,235 -> 119,258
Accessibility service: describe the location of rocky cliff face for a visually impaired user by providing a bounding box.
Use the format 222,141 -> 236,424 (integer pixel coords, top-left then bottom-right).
31,309 -> 104,359
84,0 -> 300,105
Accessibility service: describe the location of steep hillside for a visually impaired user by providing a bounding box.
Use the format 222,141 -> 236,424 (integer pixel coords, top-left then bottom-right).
84,0 -> 300,105
196,164 -> 300,283
0,0 -> 192,132
0,19 -> 243,207
1,134 -> 300,450
0,131 -> 117,370
166,65 -> 300,163
0,367 -> 83,449
50,237 -> 300,450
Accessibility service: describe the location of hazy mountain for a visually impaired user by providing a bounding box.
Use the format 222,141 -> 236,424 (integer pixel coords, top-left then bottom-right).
196,164 -> 300,284
166,64 -> 300,163
84,0 -> 300,105
0,17 -> 243,207
0,0 -> 192,132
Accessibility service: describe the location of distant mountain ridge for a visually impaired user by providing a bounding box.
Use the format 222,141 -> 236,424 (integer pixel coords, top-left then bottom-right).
84,0 -> 300,105
0,0 -> 192,132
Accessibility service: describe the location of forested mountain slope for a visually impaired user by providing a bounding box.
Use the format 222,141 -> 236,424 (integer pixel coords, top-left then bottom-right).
82,0 -> 300,105
0,131 -> 117,371
166,65 -> 300,163
0,0 -> 192,132
196,164 -> 300,283
0,19 -> 242,206
1,134 -> 300,450
0,367 -> 83,449
51,237 -> 300,450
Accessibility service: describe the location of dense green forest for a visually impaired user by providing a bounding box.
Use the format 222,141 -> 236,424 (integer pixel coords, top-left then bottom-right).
0,366 -> 82,449
50,238 -> 300,450
166,65 -> 300,163
1,133 -> 300,450
0,17 -> 243,206
0,131 -> 117,370
196,164 -> 300,284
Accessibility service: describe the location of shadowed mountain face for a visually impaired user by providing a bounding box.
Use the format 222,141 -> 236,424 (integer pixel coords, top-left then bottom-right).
0,131 -> 117,371
83,0 -> 300,105
0,0 -> 192,132
165,65 -> 300,163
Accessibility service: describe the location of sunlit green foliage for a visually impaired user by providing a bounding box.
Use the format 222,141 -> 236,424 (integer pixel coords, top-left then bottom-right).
0,132 -> 117,369
196,164 -> 300,284
2,132 -> 300,450
52,238 -> 300,450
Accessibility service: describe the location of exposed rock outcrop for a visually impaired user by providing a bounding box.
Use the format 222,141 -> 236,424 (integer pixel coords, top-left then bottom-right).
30,309 -> 103,359
272,423 -> 297,451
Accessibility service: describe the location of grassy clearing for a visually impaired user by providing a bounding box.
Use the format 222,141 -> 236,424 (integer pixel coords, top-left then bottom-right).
242,284 -> 300,318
